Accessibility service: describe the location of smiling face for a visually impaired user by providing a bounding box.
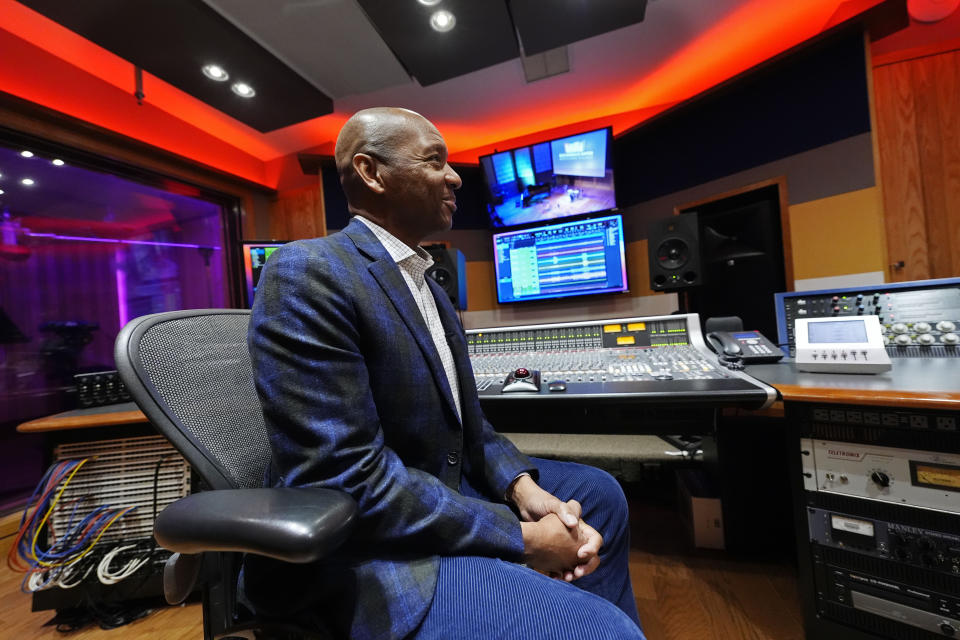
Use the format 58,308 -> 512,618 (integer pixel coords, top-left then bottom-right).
379,114 -> 462,242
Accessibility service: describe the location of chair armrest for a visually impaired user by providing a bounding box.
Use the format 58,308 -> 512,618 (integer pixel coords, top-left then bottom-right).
154,487 -> 357,563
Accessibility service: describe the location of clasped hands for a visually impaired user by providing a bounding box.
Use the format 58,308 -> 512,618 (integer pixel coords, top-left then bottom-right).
508,475 -> 603,582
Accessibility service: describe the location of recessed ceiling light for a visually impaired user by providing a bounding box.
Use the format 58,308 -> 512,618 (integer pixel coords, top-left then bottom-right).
231,82 -> 256,98
418,0 -> 442,5
430,9 -> 455,32
202,64 -> 230,82
0,189 -> 4,195
20,151 -> 34,158
21,178 -> 35,186
52,159 -> 65,166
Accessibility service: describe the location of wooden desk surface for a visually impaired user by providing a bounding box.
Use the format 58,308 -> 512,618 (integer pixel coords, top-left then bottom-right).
746,358 -> 960,410
16,402 -> 148,433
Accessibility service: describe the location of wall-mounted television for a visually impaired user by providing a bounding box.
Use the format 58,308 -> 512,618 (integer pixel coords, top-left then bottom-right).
480,127 -> 616,229
493,213 -> 628,304
241,241 -> 286,306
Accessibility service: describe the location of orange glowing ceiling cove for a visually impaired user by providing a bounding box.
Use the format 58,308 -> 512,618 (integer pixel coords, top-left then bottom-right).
0,0 -> 885,183
438,0 -> 885,161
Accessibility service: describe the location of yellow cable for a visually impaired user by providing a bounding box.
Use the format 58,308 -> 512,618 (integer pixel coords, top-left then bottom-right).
30,456 -> 139,571
30,458 -> 89,568
53,507 -> 137,569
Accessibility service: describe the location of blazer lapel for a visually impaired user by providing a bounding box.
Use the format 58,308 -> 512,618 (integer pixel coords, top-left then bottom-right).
345,219 -> 460,421
430,278 -> 480,423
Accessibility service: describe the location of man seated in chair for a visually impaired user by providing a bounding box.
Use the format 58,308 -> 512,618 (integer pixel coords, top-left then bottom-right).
245,107 -> 644,640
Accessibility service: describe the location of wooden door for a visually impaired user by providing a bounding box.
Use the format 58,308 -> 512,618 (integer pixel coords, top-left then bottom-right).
873,49 -> 960,281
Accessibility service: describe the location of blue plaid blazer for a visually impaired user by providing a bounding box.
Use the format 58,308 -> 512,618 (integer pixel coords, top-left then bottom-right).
245,217 -> 536,640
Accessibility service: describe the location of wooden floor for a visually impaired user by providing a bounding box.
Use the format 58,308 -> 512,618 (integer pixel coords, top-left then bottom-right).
1,500 -> 803,640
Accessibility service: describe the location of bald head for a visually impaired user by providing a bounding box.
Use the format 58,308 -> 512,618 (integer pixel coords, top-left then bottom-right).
335,107 -> 431,202
332,107 -> 461,247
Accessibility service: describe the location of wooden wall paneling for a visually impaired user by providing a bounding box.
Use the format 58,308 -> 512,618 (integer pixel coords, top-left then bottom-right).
268,180 -> 326,241
864,33 -> 893,283
934,50 -> 960,276
911,56 -> 952,278
873,61 -> 929,281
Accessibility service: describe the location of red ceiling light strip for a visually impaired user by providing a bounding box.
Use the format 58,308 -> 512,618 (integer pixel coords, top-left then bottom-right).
443,0 -> 885,162
0,0 -> 886,180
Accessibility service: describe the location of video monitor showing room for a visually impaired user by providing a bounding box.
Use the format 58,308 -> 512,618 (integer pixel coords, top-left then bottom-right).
493,213 -> 628,304
481,127 -> 616,228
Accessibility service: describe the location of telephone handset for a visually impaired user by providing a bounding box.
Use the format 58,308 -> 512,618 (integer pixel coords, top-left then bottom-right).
706,330 -> 784,367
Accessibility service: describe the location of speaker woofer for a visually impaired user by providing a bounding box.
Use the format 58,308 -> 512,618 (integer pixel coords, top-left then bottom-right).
656,238 -> 690,270
428,268 -> 451,286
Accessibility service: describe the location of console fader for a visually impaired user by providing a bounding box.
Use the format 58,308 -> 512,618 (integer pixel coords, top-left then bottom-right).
466,313 -> 775,408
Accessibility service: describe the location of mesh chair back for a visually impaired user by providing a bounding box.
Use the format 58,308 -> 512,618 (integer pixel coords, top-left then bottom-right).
115,309 -> 271,491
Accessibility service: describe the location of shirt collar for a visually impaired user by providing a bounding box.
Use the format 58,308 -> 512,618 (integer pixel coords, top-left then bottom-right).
355,216 -> 434,279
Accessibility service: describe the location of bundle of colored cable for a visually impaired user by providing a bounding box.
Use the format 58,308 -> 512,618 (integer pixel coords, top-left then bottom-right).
6,458 -> 138,592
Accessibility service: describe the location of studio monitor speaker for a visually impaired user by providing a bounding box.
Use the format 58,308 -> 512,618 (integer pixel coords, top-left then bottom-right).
647,213 -> 702,291
424,245 -> 468,310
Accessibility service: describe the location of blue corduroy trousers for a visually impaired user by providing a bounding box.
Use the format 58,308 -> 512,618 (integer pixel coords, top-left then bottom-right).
410,457 -> 645,640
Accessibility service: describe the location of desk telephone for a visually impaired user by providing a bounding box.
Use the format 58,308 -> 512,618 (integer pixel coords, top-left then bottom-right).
706,330 -> 784,368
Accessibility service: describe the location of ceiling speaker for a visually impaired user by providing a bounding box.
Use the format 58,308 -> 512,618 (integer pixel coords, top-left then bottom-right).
907,0 -> 959,22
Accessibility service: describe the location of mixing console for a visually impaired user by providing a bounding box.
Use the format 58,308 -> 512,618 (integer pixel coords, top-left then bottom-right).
466,313 -> 775,408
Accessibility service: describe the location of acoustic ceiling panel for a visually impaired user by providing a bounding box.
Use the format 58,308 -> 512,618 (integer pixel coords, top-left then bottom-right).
203,0 -> 412,99
510,0 -> 648,56
17,0 -> 333,132
356,0 -> 519,86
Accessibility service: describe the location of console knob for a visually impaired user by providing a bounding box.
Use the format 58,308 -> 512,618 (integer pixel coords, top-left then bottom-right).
894,334 -> 912,345
918,333 -> 936,345
937,320 -> 957,333
942,333 -> 959,345
940,622 -> 956,637
892,323 -> 909,334
914,322 -> 932,333
871,471 -> 891,488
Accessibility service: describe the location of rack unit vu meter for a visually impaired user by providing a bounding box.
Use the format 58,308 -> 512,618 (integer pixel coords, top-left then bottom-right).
793,399 -> 960,639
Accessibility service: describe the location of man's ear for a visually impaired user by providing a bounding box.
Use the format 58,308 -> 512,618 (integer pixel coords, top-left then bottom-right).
353,153 -> 386,194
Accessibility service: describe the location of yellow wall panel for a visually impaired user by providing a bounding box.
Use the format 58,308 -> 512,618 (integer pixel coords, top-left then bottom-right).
625,239 -> 656,297
788,186 -> 886,280
465,260 -> 499,311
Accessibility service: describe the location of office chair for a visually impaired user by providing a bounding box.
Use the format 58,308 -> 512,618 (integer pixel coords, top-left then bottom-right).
114,309 -> 357,640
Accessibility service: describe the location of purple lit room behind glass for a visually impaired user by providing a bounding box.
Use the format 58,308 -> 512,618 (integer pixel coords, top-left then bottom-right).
0,142 -> 231,512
